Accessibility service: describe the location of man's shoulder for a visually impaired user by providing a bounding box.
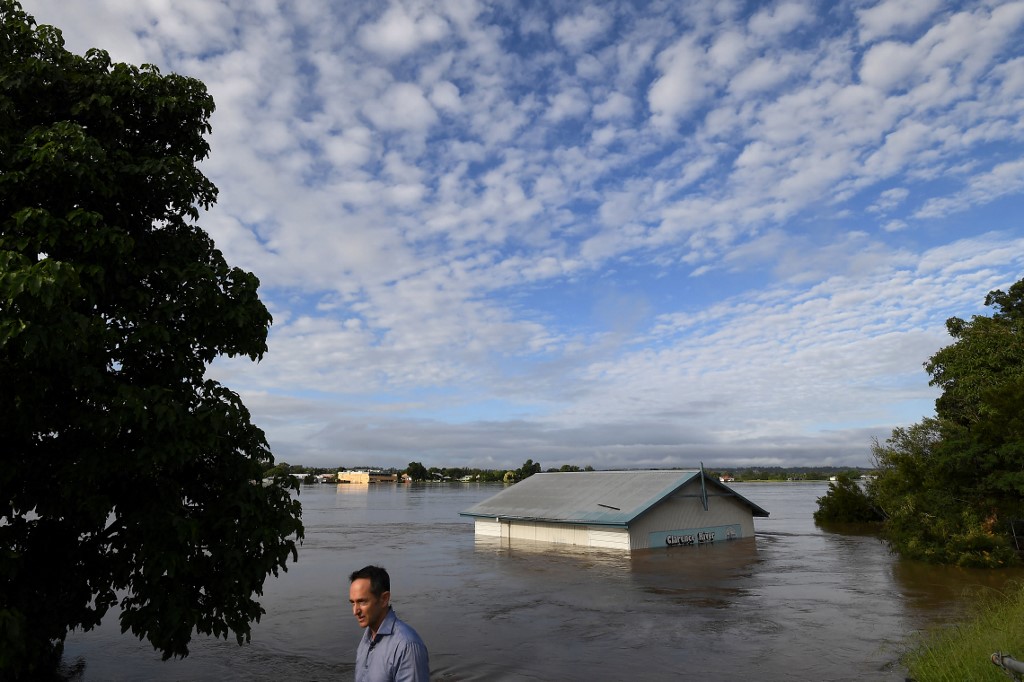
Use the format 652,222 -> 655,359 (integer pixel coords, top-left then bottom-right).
390,613 -> 426,647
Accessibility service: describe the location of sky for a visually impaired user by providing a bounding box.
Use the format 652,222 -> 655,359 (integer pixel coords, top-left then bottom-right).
26,0 -> 1024,471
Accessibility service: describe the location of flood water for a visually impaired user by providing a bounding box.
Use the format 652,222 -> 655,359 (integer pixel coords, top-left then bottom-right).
62,482 -> 1024,681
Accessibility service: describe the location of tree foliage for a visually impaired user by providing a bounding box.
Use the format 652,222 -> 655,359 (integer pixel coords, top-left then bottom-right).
406,461 -> 429,481
861,279 -> 1024,567
0,2 -> 303,676
926,281 -> 1024,428
813,474 -> 883,525
514,458 -> 542,482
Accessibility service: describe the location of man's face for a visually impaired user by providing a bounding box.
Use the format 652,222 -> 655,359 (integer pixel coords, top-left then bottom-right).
349,578 -> 390,632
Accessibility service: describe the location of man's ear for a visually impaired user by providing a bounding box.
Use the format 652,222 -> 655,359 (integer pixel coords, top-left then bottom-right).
382,590 -> 391,607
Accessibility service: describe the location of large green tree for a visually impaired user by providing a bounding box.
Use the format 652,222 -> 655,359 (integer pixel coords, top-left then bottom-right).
515,458 -> 542,482
0,2 -> 303,677
405,461 -> 429,481
866,279 -> 1024,567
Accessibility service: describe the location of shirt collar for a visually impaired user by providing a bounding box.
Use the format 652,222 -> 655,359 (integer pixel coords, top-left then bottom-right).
368,606 -> 396,641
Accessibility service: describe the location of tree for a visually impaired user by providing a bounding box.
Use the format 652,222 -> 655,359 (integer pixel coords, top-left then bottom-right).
0,3 -> 303,677
813,474 -> 883,525
514,459 -> 541,482
861,279 -> 1024,567
869,421 -> 1018,566
926,279 -> 1024,427
406,461 -> 429,481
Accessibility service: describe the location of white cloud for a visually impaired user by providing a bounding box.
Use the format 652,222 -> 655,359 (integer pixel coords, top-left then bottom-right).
323,127 -> 375,167
869,187 -> 910,213
863,121 -> 932,177
648,38 -> 709,128
915,159 -> 1024,218
553,7 -> 612,53
591,126 -> 617,147
859,3 -> 1024,95
748,1 -> 815,38
859,40 -> 919,91
593,92 -> 633,121
546,87 -> 591,122
363,82 -> 439,131
857,0 -> 943,42
729,56 -> 794,96
429,80 -> 462,112
708,30 -> 749,71
358,4 -> 449,59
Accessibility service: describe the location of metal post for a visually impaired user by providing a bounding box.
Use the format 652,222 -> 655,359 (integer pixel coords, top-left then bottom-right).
992,652 -> 1024,680
699,462 -> 709,511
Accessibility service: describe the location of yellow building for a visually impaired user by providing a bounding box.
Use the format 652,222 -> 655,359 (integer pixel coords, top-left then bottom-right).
337,470 -> 398,484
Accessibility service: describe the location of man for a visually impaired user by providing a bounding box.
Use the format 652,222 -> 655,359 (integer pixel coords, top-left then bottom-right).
349,565 -> 430,682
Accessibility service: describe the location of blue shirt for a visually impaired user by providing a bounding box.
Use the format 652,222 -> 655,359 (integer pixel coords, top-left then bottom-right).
355,607 -> 430,682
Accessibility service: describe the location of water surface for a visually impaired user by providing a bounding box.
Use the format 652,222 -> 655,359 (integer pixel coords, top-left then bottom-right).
62,482 -> 1024,680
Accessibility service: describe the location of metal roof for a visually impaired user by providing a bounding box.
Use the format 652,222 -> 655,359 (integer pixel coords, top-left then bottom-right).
460,470 -> 769,527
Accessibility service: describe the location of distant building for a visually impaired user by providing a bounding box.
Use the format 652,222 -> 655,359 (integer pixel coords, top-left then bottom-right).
460,470 -> 768,552
337,470 -> 398,484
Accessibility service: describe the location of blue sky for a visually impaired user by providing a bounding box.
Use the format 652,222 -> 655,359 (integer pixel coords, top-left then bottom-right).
31,0 -> 1024,470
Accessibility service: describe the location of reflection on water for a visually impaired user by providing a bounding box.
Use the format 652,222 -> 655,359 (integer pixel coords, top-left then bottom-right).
892,559 -> 1024,617
61,482 -> 1024,681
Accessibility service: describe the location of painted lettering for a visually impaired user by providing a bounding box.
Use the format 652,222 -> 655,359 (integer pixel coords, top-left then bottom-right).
659,526 -> 740,548
665,534 -> 695,547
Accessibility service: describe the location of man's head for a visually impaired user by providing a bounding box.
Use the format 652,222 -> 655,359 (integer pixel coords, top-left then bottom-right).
349,565 -> 391,633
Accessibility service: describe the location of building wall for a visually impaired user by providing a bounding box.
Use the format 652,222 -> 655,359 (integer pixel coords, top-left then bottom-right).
337,471 -> 398,484
628,479 -> 755,550
473,518 -> 630,551
588,527 -> 630,550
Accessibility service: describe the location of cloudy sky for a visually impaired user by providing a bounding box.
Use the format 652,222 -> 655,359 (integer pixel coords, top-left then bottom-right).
29,0 -> 1024,471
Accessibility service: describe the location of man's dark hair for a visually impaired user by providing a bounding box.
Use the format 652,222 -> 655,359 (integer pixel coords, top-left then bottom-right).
349,565 -> 390,597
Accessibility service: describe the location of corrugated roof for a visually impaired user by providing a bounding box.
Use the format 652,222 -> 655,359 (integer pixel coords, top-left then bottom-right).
460,470 -> 769,526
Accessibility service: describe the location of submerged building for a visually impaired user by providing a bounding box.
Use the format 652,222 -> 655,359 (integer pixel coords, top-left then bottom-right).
460,470 -> 769,551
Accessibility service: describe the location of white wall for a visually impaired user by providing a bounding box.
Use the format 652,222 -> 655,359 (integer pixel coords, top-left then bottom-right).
473,518 -> 629,551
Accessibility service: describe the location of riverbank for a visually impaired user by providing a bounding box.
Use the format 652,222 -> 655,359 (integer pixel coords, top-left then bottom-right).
904,580 -> 1024,681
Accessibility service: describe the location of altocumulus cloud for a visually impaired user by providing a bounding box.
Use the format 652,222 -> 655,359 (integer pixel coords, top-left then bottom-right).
29,0 -> 1024,470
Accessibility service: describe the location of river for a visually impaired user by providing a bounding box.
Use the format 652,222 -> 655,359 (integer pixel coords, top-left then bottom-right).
61,481 -> 1024,681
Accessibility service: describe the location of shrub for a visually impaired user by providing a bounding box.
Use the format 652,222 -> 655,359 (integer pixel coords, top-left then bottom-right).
813,475 -> 884,524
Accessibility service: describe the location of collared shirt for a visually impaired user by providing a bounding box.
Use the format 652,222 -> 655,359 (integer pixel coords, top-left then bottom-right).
355,607 -> 430,682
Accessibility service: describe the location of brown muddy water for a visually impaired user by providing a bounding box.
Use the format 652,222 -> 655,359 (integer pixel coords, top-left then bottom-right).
61,482 -> 1024,681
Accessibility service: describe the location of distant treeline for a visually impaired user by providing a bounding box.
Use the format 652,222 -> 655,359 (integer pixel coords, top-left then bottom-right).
263,460 -> 874,483
706,466 -> 874,481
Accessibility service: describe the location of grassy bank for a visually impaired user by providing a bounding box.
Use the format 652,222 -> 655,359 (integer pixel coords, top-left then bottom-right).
904,580 -> 1024,681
